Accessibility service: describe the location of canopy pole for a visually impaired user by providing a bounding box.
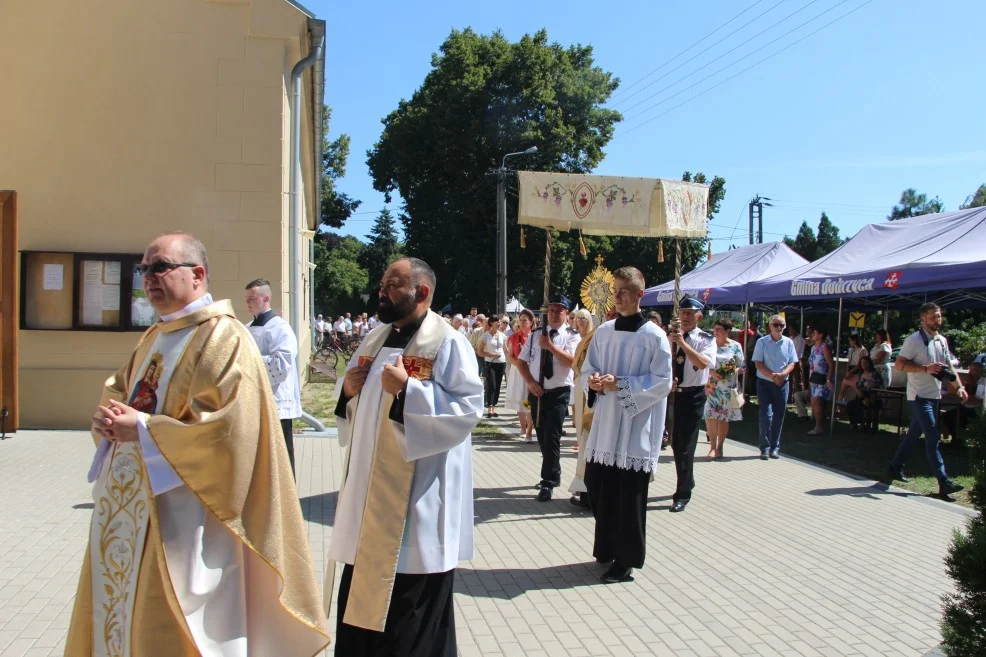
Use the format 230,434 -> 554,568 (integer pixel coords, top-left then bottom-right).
668,239 -> 683,441
741,302 -> 750,396
830,296 -> 844,432
542,230 -> 552,310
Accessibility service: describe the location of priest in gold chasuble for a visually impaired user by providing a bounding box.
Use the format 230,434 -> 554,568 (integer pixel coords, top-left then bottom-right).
327,258 -> 483,657
66,232 -> 330,657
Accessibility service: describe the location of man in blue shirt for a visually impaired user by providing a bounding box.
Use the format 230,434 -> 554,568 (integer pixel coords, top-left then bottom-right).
752,314 -> 799,459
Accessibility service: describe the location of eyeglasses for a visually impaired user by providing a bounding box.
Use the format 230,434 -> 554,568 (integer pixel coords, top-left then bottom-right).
135,261 -> 199,276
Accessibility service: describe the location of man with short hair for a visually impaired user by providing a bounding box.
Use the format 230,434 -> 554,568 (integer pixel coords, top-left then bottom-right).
245,278 -> 301,476
752,314 -> 800,459
888,302 -> 966,498
315,313 -> 327,347
469,314 -> 488,383
583,267 -> 672,582
667,295 -> 717,512
368,312 -> 381,330
647,310 -> 663,327
344,312 -> 353,334
329,257 -> 483,655
467,306 -> 479,329
787,322 -> 806,402
70,232 -> 328,655
516,294 -> 581,502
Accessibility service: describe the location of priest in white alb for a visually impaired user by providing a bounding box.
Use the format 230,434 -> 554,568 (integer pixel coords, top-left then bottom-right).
582,266 -> 673,584
67,232 -> 330,656
327,257 -> 484,656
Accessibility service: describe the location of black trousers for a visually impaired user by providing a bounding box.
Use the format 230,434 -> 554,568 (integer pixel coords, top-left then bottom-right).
529,387 -> 570,486
279,418 -> 296,479
336,565 -> 457,657
584,460 -> 651,568
671,386 -> 706,502
484,361 -> 506,407
847,395 -> 883,428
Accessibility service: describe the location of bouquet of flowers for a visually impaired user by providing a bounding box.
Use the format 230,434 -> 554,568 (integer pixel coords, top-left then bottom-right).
715,360 -> 738,380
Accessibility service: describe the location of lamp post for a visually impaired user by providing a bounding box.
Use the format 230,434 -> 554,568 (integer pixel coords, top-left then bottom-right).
496,146 -> 538,315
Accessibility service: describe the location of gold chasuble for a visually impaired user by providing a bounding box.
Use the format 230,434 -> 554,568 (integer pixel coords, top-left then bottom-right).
66,300 -> 330,657
327,310 -> 450,632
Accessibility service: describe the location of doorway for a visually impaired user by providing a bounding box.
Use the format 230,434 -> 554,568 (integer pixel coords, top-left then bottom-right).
0,191 -> 17,435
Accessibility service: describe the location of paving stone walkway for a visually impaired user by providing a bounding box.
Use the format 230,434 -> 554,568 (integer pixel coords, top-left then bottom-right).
0,408 -> 972,656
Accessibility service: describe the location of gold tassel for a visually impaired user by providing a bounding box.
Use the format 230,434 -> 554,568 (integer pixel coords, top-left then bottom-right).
658,240 -> 665,263
520,226 -> 526,249
708,240 -> 713,260
578,230 -> 587,258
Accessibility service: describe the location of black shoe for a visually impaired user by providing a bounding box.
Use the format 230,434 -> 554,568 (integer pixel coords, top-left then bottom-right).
670,499 -> 689,513
595,556 -> 614,565
537,487 -> 552,502
939,480 -> 964,497
760,452 -> 769,460
570,494 -> 590,508
600,563 -> 633,584
886,466 -> 908,483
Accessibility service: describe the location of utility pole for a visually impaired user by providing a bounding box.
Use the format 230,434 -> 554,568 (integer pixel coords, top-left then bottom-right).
748,194 -> 773,244
493,146 -> 538,315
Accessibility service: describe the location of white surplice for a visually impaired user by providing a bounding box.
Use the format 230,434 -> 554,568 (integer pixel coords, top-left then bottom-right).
581,321 -> 673,473
246,313 -> 301,419
329,332 -> 484,573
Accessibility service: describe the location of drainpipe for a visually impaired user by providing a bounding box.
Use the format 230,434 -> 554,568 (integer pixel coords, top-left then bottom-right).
290,24 -> 327,433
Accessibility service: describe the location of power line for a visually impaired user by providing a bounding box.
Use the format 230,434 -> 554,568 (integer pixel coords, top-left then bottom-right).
768,198 -> 887,210
619,0 -> 825,116
615,0 -> 874,138
610,0 -> 779,105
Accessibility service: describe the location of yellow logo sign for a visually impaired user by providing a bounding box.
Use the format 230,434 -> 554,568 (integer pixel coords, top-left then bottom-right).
849,312 -> 866,328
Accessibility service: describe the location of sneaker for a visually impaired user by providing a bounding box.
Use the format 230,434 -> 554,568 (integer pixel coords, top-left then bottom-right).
769,451 -> 779,459
939,480 -> 964,497
760,452 -> 769,461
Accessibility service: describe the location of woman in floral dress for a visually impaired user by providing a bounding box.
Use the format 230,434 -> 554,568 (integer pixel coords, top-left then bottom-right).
704,318 -> 745,459
807,328 -> 834,436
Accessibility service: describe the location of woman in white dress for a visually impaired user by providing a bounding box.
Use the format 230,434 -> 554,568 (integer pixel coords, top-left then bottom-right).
505,310 -> 535,441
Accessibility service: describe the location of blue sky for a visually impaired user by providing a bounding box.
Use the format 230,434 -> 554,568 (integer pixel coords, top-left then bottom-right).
309,0 -> 986,250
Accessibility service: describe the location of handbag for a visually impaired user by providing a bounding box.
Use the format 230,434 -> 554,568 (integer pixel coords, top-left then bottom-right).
809,372 -> 827,385
728,388 -> 745,409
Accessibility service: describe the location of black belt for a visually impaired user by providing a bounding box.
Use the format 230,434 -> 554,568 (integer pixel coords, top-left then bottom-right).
542,386 -> 569,394
678,385 -> 706,391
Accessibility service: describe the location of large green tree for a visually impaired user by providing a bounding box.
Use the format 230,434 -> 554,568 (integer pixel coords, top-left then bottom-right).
960,183 -> 986,209
320,106 -> 361,228
366,28 -> 622,311
783,212 -> 843,261
313,233 -> 368,317
358,208 -> 405,294
888,187 -> 944,220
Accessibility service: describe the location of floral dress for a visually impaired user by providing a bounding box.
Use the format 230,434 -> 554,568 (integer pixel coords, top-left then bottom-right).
809,344 -> 832,400
703,341 -> 744,421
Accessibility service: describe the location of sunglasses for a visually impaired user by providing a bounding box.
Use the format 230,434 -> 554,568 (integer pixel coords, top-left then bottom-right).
136,261 -> 199,276
770,323 -> 786,329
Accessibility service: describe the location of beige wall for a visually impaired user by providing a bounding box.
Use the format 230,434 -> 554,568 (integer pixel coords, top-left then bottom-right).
0,0 -> 319,428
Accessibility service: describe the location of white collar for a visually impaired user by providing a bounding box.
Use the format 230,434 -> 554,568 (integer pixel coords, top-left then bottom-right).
160,293 -> 214,323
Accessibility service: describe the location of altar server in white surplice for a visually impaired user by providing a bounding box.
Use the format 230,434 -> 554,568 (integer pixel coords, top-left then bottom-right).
582,266 -> 673,585
327,257 -> 484,657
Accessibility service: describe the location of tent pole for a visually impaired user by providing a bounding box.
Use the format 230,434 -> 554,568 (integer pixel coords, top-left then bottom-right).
830,297 -> 844,432
741,302 -> 750,395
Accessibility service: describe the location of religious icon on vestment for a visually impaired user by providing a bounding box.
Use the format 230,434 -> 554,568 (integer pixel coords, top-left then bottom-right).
129,353 -> 164,413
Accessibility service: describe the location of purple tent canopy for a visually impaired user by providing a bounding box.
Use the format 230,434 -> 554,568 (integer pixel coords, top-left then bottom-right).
641,242 -> 809,306
747,208 -> 986,305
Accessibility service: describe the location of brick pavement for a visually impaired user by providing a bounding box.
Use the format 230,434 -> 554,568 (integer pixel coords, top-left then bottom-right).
0,413 -> 972,657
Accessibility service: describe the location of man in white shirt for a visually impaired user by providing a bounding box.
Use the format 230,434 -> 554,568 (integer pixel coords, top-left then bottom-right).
466,306 -> 479,329
368,313 -> 382,330
667,295 -> 717,513
315,313 -> 327,347
888,302 -> 966,498
333,315 -> 347,339
516,293 -> 581,502
329,257 -> 483,655
245,278 -> 302,476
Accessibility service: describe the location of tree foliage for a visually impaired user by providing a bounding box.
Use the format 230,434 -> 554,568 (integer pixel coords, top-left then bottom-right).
320,105 -> 361,228
888,187 -> 944,221
313,234 -> 368,317
366,28 -> 622,310
783,212 -> 843,261
960,183 -> 986,210
358,208 -> 405,293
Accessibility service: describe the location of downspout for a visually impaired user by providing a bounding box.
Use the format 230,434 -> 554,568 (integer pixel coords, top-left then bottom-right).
290,21 -> 327,433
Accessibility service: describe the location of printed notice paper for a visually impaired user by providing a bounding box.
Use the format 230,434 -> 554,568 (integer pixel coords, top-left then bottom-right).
43,264 -> 64,290
82,261 -> 104,325
104,262 -> 121,285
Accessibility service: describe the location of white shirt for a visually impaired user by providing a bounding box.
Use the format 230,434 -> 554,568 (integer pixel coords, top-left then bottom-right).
676,328 -> 716,388
330,332 -> 484,573
519,325 -> 581,389
791,333 -> 806,360
315,319 -> 327,333
582,320 -> 672,472
333,320 -> 347,334
871,342 -> 893,388
368,316 -> 381,329
899,330 -> 953,401
247,311 -> 301,419
479,331 -> 507,363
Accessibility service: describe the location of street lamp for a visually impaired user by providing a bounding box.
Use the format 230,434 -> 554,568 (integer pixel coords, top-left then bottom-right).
496,146 -> 538,315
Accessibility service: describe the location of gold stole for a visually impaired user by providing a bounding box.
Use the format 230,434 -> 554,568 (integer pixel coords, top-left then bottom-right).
332,310 -> 450,632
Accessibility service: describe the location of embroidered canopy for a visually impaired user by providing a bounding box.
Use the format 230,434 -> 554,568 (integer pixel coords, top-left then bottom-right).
517,171 -> 709,239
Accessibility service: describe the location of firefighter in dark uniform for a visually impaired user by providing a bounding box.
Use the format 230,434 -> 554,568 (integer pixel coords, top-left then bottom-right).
668,295 -> 717,513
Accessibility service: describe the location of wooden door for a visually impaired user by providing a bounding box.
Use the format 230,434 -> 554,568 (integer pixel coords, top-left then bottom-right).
0,191 -> 17,433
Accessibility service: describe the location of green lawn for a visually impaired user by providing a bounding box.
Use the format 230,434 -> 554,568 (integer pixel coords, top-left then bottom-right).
295,353 -> 348,430
725,398 -> 975,507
